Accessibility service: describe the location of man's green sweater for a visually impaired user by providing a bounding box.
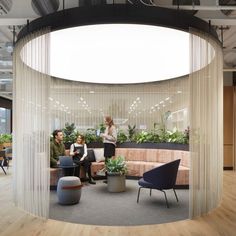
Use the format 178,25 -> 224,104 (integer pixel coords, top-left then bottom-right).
50,140 -> 65,167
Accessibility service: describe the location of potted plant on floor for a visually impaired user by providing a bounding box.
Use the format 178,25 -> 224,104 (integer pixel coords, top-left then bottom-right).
105,156 -> 127,193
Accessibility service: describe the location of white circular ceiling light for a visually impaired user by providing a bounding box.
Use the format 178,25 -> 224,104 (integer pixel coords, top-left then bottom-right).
50,24 -> 190,84
19,3 -> 218,85
22,23 -> 213,84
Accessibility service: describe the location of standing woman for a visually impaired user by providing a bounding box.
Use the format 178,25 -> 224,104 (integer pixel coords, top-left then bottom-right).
101,116 -> 117,161
70,135 -> 96,184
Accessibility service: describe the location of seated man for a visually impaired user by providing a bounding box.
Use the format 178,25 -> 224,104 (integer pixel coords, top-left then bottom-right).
50,129 -> 65,168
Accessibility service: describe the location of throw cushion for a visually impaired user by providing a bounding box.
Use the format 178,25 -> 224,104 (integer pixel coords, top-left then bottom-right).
93,148 -> 105,162
87,149 -> 96,162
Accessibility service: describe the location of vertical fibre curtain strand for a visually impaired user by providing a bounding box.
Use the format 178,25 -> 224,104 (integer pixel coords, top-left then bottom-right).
189,30 -> 223,218
13,29 -> 51,218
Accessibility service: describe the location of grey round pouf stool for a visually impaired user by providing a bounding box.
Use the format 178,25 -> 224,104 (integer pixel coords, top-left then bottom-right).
57,176 -> 82,205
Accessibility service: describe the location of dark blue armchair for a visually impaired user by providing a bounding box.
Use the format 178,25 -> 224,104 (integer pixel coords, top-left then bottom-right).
137,159 -> 181,208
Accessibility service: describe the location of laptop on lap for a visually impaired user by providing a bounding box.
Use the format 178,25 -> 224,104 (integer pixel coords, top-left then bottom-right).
59,156 -> 75,167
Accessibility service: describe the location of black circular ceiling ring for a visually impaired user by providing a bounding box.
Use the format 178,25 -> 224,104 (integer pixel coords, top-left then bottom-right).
17,4 -> 219,43
172,0 -> 200,16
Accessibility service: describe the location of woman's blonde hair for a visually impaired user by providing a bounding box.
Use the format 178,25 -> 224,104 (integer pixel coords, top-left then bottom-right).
105,116 -> 114,127
76,134 -> 85,144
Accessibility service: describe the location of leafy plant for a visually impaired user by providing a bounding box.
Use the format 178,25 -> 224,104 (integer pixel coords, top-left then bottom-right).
105,156 -> 127,175
134,131 -> 160,143
85,128 -> 102,143
0,133 -> 12,143
157,130 -> 169,143
117,129 -> 128,144
62,123 -> 78,144
97,123 -> 106,133
0,135 -> 5,144
127,124 -> 136,141
167,128 -> 184,144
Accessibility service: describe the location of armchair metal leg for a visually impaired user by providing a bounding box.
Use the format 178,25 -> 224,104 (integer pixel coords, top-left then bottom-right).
161,190 -> 169,208
6,158 -> 9,169
173,188 -> 179,202
1,165 -> 6,175
137,187 -> 142,203
150,189 -> 152,196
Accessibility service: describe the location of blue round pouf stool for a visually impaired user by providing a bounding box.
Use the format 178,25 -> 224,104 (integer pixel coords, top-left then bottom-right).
57,176 -> 82,205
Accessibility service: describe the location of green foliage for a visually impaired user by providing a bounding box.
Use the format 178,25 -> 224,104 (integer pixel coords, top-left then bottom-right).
158,130 -> 170,143
117,129 -> 128,144
167,128 -> 187,144
84,128 -> 102,144
0,133 -> 12,144
127,124 -> 136,141
105,156 -> 127,175
97,123 -> 106,133
62,123 -> 78,144
59,122 -> 189,146
134,131 -> 160,143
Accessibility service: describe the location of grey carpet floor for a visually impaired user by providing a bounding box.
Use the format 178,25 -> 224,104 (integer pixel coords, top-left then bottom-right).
49,179 -> 189,226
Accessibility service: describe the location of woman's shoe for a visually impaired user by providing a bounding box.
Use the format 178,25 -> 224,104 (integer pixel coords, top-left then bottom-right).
89,178 -> 96,184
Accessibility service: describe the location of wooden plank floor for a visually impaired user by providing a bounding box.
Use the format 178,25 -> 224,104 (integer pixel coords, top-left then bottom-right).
1,169 -> 236,236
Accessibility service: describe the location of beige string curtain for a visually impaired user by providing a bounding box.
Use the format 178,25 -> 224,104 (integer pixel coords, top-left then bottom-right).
12,25 -> 223,220
13,29 -> 51,218
189,30 -> 223,218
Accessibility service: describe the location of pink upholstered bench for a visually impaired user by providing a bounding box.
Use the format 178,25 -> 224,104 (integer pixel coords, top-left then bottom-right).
90,148 -> 190,186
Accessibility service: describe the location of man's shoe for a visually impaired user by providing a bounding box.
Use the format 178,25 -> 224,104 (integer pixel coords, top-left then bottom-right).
89,179 -> 96,184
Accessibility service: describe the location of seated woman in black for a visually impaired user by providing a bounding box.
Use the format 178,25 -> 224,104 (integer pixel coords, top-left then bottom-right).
70,135 -> 96,184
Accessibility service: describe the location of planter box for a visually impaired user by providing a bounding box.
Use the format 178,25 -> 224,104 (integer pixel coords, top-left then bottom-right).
118,142 -> 189,151
87,141 -> 189,151
107,173 -> 126,193
87,142 -> 104,148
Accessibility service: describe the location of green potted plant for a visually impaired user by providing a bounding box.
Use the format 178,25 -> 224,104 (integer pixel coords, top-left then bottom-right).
85,128 -> 103,148
105,156 -> 127,192
0,133 -> 12,149
117,129 -> 128,144
127,124 -> 136,141
62,123 -> 78,149
0,135 -> 5,150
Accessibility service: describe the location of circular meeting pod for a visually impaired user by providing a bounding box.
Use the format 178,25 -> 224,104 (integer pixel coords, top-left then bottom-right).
14,4 -> 223,223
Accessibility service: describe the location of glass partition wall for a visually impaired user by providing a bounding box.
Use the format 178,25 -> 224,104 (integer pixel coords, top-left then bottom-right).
50,77 -> 189,133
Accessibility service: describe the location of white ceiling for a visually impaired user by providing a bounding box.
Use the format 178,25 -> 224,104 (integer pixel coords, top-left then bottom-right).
0,0 -> 236,100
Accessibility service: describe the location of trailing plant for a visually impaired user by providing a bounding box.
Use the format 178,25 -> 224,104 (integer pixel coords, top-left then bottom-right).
105,156 -> 127,175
